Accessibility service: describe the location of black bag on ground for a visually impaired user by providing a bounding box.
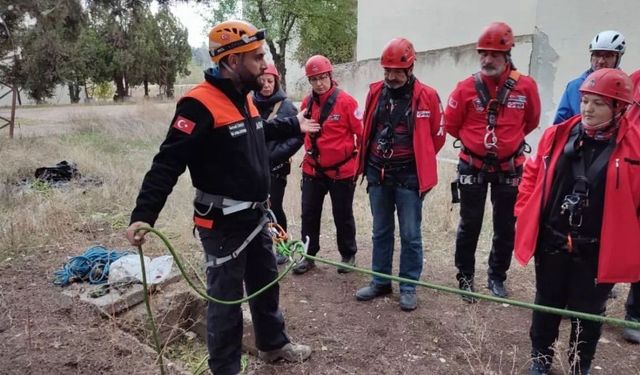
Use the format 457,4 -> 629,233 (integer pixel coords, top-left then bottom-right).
34,161 -> 79,182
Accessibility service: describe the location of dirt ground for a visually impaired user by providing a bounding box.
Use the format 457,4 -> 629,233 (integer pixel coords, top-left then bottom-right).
1,228 -> 639,375
1,104 -> 639,375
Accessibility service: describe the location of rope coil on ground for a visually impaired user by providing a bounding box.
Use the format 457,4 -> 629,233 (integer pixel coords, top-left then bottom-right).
53,246 -> 132,286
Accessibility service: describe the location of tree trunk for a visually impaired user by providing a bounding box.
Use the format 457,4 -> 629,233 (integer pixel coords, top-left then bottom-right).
113,73 -> 126,101
68,83 -> 80,104
143,79 -> 149,97
166,80 -> 175,99
273,54 -> 287,92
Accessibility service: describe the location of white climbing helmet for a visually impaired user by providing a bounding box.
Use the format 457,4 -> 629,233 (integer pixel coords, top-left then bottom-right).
589,30 -> 626,54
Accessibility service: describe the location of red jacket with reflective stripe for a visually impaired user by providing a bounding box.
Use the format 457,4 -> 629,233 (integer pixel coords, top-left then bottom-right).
357,79 -> 446,194
301,86 -> 363,179
514,116 -> 640,283
445,68 -> 541,168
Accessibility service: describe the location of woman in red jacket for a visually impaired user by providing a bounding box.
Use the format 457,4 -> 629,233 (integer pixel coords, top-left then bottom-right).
293,55 -> 363,274
514,68 -> 640,375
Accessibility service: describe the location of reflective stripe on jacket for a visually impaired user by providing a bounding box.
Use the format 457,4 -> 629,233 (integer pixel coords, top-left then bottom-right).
445,68 -> 541,168
301,86 -> 363,179
358,79 -> 446,194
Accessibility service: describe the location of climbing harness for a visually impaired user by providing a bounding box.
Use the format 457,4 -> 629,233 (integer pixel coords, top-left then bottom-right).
303,89 -> 357,178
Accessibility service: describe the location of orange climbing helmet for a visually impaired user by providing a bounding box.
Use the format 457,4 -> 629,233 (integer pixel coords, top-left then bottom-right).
208,20 -> 266,63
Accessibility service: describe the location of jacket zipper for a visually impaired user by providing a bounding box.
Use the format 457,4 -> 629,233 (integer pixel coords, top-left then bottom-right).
538,155 -> 550,218
616,158 -> 620,189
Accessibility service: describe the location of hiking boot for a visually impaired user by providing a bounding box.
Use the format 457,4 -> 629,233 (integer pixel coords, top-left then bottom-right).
487,278 -> 508,298
458,277 -> 477,304
337,255 -> 355,274
258,343 -> 311,363
623,326 -> 640,344
292,259 -> 315,274
355,282 -> 392,301
276,253 -> 289,265
399,292 -> 417,311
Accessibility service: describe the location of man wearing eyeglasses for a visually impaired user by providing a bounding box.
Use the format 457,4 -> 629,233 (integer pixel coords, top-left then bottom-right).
126,20 -> 317,375
553,30 -> 626,124
292,55 -> 363,275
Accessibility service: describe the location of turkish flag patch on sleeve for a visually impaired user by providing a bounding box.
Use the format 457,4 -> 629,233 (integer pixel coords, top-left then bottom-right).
172,115 -> 196,135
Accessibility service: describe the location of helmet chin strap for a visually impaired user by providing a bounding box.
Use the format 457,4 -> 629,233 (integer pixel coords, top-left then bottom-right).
221,60 -> 240,80
583,111 -> 623,131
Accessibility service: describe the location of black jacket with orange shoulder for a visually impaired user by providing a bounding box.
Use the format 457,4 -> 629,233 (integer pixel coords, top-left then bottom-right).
130,68 -> 301,226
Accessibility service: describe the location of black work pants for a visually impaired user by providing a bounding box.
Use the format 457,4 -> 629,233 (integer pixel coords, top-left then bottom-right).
626,282 -> 640,321
270,174 -> 288,231
530,244 -> 613,370
301,173 -> 357,258
454,161 -> 519,282
197,222 -> 289,375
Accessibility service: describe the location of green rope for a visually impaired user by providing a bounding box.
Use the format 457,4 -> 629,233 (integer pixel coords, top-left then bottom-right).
301,252 -> 640,330
134,226 -> 301,375
136,226 -> 298,305
137,244 -> 166,375
133,226 -> 640,375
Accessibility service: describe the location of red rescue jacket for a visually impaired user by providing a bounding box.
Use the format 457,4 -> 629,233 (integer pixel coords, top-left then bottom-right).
301,85 -> 363,179
445,68 -> 541,170
626,70 -> 640,125
514,116 -> 640,283
358,79 -> 446,194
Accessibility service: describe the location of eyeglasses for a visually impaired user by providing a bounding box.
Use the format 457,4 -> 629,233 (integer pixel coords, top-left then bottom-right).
591,51 -> 617,60
308,73 -> 330,83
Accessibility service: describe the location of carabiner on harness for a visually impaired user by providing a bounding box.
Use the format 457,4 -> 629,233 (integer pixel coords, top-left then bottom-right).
483,130 -> 498,150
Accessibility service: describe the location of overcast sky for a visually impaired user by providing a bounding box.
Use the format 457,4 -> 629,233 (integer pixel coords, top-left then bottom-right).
167,2 -> 212,48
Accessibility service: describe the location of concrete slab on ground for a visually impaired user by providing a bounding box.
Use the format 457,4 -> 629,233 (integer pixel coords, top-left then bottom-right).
61,270 -> 182,316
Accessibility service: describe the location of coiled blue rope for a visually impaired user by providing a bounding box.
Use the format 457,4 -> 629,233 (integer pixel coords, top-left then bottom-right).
53,245 -> 132,286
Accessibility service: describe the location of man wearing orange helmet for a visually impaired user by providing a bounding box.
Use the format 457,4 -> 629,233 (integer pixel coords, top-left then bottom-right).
253,63 -> 302,265
125,20 -> 316,375
445,22 -> 541,301
292,55 -> 363,275
514,68 -> 640,375
353,37 -> 445,311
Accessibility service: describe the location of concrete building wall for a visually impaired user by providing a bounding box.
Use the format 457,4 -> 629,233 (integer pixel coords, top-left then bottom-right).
288,0 -> 639,138
356,0 -> 536,61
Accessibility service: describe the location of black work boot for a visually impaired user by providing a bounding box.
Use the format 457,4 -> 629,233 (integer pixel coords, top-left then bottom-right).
293,259 -> 315,275
355,282 -> 392,301
337,255 -> 355,274
458,276 -> 477,304
487,278 -> 508,298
